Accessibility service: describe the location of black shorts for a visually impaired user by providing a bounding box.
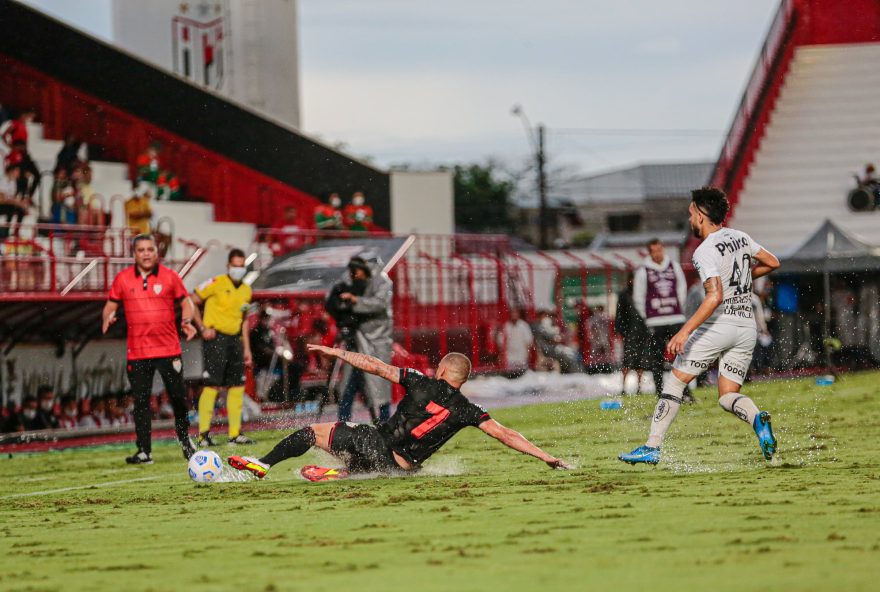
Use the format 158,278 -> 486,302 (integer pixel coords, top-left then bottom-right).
622,334 -> 651,369
202,332 -> 245,387
328,422 -> 402,474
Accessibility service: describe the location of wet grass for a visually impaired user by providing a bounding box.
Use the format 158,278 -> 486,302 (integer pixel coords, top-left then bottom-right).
1,371 -> 879,591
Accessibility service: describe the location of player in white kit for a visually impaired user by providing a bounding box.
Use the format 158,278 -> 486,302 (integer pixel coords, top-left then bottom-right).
619,187 -> 780,465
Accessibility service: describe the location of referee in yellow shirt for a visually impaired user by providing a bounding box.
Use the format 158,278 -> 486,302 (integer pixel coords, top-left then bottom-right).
191,248 -> 255,446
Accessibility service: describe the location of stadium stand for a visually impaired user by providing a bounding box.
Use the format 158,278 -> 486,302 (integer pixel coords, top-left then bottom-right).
0,0 -> 390,231
710,0 -> 880,254
730,43 -> 880,253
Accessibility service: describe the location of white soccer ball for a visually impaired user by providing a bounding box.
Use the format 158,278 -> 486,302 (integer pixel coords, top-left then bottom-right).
188,450 -> 223,483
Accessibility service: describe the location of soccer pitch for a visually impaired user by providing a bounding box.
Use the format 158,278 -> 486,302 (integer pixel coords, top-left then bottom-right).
2,373 -> 879,592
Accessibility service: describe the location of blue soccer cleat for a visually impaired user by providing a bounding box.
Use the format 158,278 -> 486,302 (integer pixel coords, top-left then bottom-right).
753,411 -> 777,460
618,445 -> 660,465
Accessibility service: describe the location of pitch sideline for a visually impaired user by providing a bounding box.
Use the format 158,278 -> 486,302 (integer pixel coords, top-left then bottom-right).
2,473 -> 179,499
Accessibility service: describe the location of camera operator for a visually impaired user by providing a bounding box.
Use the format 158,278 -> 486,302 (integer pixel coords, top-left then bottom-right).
325,256 -> 393,423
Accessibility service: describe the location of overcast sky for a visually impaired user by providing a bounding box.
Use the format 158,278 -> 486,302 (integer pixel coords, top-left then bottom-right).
22,0 -> 777,175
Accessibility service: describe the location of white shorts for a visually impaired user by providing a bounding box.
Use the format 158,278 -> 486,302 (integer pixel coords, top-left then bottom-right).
672,323 -> 756,385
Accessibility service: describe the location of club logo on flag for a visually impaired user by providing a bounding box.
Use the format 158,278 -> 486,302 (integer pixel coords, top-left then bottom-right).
172,2 -> 226,90
154,284 -> 163,295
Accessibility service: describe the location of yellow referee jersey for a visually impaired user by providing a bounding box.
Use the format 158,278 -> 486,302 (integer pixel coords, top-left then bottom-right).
195,274 -> 252,336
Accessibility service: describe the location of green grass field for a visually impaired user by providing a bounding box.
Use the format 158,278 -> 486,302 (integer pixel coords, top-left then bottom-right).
2,372 -> 879,592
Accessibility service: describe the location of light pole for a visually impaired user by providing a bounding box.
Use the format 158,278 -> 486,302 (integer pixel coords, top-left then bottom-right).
512,105 -> 548,250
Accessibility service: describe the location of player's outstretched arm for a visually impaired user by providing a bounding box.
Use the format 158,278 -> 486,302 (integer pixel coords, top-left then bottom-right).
479,419 -> 571,469
752,248 -> 780,279
307,344 -> 401,383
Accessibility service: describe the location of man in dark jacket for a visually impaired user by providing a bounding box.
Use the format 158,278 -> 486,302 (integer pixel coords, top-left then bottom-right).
326,256 -> 393,422
616,276 -> 650,395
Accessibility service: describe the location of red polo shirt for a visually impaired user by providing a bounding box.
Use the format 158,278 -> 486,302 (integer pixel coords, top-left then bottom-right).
108,264 -> 188,361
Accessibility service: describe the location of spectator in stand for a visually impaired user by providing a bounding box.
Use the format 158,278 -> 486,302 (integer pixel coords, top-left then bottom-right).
72,164 -> 101,225
106,394 -> 132,426
0,164 -> 19,199
34,385 -> 59,430
3,406 -> 25,433
79,395 -> 109,428
0,165 -> 28,231
55,133 -> 84,176
0,107 -> 35,150
498,308 -> 534,376
314,193 -> 344,231
532,310 -> 584,374
156,392 -> 175,420
307,315 -> 338,373
136,142 -> 181,201
250,308 -> 278,400
616,275 -> 650,395
18,396 -> 41,431
125,183 -> 153,234
52,184 -> 78,225
588,305 -> 611,361
343,191 -> 373,231
4,140 -> 39,199
57,395 -> 79,429
269,205 -> 303,255
633,238 -> 686,394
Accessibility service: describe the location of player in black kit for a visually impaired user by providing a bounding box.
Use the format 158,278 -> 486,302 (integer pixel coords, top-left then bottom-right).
228,346 -> 571,480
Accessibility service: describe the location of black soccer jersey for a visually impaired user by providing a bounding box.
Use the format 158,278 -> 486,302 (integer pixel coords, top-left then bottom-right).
377,368 -> 491,465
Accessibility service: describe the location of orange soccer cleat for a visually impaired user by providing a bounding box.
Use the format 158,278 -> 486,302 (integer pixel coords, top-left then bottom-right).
227,455 -> 269,479
300,465 -> 350,482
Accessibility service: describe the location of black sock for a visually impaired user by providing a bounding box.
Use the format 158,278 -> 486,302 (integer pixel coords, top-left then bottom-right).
260,427 -> 316,466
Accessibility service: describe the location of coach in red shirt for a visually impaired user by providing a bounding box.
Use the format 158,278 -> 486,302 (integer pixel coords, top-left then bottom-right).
102,234 -> 198,464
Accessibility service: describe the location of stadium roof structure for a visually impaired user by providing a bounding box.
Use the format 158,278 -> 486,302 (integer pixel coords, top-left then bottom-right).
551,161 -> 714,206
781,219 -> 880,273
589,229 -> 688,250
252,235 -> 415,296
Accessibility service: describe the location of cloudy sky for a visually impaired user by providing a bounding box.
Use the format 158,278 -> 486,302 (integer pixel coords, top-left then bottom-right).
22,0 -> 777,174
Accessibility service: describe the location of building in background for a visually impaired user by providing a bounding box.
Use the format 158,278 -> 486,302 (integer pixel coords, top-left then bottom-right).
518,161 -> 712,247
112,0 -> 301,129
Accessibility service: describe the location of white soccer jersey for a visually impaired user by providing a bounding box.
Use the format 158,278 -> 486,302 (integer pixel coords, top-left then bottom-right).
691,227 -> 763,328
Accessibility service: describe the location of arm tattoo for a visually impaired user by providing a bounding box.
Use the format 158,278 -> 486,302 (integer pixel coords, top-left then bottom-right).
704,277 -> 720,293
338,350 -> 397,382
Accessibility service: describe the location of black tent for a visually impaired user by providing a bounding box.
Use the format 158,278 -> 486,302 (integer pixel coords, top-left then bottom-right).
780,219 -> 880,370
781,219 -> 880,274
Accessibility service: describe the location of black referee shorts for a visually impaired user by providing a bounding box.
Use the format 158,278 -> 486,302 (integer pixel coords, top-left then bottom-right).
202,332 -> 245,387
329,422 -> 401,474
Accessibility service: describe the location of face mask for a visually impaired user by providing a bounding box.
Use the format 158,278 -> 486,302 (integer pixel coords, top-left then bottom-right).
228,266 -> 247,282
41,400 -> 54,412
23,409 -> 36,420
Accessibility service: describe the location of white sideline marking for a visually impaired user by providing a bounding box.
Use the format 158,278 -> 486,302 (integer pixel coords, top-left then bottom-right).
3,474 -> 178,499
